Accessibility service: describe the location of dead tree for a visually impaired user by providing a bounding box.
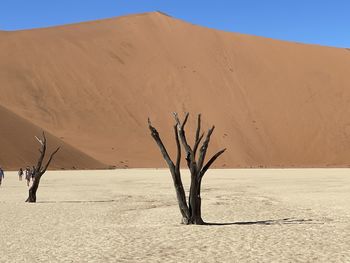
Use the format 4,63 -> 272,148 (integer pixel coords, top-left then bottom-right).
26,132 -> 60,203
148,113 -> 226,224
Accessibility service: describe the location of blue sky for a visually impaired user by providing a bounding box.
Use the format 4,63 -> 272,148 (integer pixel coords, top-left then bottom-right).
0,0 -> 349,48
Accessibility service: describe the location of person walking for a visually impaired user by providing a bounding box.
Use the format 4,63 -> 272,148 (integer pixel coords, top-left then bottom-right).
18,168 -> 23,181
31,166 -> 36,182
0,167 -> 4,186
25,166 -> 31,187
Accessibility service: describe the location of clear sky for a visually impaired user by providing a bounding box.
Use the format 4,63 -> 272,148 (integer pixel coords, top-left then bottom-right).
0,0 -> 349,48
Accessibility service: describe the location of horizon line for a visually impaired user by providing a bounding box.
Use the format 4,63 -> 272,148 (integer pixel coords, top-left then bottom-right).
1,11 -> 348,49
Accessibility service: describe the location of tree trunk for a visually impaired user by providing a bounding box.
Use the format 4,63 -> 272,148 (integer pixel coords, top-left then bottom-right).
188,177 -> 204,224
171,170 -> 191,224
26,175 -> 41,203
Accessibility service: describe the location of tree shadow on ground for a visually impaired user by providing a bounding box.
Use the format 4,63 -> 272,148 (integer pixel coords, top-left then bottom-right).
204,218 -> 323,226
37,200 -> 119,204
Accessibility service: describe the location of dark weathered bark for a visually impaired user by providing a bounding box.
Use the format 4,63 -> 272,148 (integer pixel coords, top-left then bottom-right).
27,177 -> 41,203
148,119 -> 190,223
26,132 -> 60,203
148,113 -> 226,225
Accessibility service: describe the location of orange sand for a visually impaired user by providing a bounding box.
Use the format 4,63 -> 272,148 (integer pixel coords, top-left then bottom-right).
1,12 -> 350,169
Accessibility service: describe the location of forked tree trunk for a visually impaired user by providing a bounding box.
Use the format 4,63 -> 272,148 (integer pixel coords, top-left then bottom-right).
148,113 -> 226,225
188,178 -> 203,224
26,132 -> 60,203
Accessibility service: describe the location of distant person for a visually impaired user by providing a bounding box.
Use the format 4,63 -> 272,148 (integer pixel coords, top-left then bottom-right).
18,168 -> 23,181
31,166 -> 36,182
0,167 -> 4,186
25,167 -> 31,186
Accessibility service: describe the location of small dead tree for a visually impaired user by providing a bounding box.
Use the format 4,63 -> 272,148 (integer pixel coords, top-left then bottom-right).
148,113 -> 226,224
26,132 -> 60,203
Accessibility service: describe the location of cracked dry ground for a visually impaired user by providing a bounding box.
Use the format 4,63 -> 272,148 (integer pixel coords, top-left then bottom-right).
0,169 -> 349,262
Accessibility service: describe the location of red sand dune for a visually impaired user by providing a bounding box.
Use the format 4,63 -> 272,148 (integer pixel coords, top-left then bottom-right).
0,105 -> 105,170
1,12 -> 350,169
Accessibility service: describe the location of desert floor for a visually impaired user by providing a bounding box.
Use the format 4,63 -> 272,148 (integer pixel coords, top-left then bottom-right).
0,169 -> 349,262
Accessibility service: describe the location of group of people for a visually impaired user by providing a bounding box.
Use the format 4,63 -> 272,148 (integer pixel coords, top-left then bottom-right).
18,166 -> 36,186
0,166 -> 36,187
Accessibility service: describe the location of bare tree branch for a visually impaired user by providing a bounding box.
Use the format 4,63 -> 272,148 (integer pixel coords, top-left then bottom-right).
35,136 -> 44,146
42,131 -> 47,145
197,126 -> 215,171
193,114 -> 203,158
195,114 -> 201,143
148,118 -> 174,169
174,124 -> 181,171
35,132 -> 47,171
200,148 -> 226,177
173,112 -> 193,162
41,147 -> 60,174
193,132 -> 204,158
174,112 -> 189,130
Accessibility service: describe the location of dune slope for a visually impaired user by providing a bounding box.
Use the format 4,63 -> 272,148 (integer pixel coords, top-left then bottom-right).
0,105 -> 105,170
1,12 -> 350,167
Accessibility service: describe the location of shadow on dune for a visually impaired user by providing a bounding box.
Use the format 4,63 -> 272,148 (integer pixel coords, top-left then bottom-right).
37,200 -> 119,204
204,218 -> 322,226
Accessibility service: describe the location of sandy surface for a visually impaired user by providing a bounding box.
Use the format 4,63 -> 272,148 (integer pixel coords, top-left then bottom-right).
0,105 -> 105,170
2,12 -> 350,168
0,169 -> 349,262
